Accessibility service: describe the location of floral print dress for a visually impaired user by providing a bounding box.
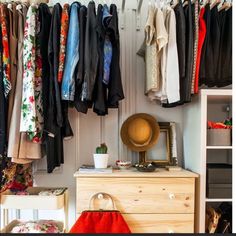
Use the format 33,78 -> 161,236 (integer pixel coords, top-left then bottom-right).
20,6 -> 43,143
0,4 -> 11,97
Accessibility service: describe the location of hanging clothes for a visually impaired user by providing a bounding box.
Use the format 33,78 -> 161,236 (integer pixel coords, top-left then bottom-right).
9,3 -> 42,164
76,5 -> 86,84
7,3 -> 18,136
0,23 -> 6,156
199,3 -> 210,86
61,2 -> 80,101
0,1 -> 124,173
174,0 -> 186,84
38,2 -> 51,127
81,1 -> 98,102
199,4 -> 220,87
107,4 -> 124,108
46,3 -> 64,173
183,0 -> 194,103
144,5 -> 168,102
158,7 -> 169,102
206,4 -> 220,87
20,5 -> 37,136
191,0 -> 199,94
20,5 -> 44,143
102,4 -> 113,86
93,4 -> 108,116
46,3 -> 63,134
74,5 -> 89,114
0,3 -> 11,98
194,7 -> 206,94
163,7 -> 180,104
216,7 -> 232,87
59,3 -> 74,139
58,4 -> 70,84
144,5 -> 158,99
162,0 -> 186,108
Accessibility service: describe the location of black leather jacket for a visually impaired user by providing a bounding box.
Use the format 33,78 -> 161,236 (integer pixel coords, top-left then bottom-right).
81,1 -> 98,102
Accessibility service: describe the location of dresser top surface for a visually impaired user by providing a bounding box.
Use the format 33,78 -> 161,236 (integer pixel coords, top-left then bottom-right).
74,168 -> 198,178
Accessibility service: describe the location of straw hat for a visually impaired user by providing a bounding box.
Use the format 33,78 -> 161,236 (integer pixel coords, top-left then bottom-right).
120,113 -> 160,152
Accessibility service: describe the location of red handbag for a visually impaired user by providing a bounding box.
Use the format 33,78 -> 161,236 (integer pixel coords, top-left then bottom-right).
70,193 -> 131,233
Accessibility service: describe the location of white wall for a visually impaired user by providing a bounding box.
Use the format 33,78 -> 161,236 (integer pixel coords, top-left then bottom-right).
2,0 -> 184,230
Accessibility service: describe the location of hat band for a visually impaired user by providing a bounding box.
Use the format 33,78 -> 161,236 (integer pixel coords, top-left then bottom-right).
129,135 -> 152,147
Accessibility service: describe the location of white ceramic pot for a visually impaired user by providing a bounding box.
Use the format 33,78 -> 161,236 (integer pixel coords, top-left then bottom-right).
93,154 -> 109,168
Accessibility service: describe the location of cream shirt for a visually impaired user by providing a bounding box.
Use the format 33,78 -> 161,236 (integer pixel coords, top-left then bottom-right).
145,5 -> 158,96
148,7 -> 168,101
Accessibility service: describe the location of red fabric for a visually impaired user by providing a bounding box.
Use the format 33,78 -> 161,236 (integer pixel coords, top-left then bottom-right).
69,211 -> 131,233
194,7 -> 206,94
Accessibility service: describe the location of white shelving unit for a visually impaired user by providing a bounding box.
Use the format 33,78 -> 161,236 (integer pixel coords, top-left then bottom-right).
183,89 -> 232,233
0,187 -> 69,233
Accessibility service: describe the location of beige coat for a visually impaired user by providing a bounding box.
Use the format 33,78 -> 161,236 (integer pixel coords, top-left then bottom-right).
8,3 -> 43,164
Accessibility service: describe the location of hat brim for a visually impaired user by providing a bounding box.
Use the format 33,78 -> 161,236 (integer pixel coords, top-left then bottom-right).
120,113 -> 160,152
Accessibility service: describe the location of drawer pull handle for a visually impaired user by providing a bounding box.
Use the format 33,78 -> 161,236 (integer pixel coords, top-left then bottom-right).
169,193 -> 175,199
168,229 -> 174,233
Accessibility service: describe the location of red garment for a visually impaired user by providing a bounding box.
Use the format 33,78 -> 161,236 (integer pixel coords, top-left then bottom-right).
0,3 -> 11,97
58,4 -> 69,83
194,7 -> 206,94
69,211 -> 131,233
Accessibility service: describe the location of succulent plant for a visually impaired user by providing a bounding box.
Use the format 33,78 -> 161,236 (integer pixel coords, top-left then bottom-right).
96,143 -> 108,154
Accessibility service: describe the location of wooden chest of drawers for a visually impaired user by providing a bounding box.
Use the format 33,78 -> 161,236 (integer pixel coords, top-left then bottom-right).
74,168 -> 198,233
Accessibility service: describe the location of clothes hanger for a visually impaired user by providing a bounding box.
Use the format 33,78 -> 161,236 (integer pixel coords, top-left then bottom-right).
219,0 -> 231,11
155,0 -> 158,8
171,0 -> 179,8
7,2 -> 13,11
210,0 -> 221,9
199,0 -> 204,6
16,3 -> 22,10
159,0 -> 164,9
183,0 -> 189,7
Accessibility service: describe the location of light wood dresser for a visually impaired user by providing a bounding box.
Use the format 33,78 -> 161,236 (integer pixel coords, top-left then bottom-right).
74,168 -> 198,233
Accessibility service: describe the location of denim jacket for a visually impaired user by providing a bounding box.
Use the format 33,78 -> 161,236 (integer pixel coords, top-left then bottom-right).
61,2 -> 80,101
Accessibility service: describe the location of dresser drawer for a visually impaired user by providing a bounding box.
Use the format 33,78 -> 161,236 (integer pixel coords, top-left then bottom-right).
123,214 -> 194,233
75,213 -> 194,233
76,177 -> 195,214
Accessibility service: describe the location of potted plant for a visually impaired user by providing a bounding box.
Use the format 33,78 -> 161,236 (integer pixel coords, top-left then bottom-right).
93,143 -> 109,168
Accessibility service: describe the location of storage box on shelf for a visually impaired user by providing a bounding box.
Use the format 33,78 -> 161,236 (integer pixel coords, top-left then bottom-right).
0,187 -> 69,233
206,163 -> 232,199
207,129 -> 231,146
